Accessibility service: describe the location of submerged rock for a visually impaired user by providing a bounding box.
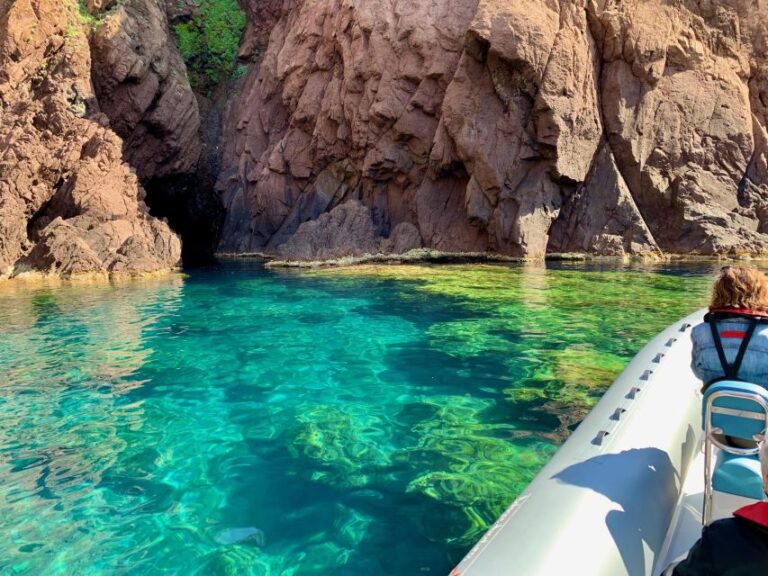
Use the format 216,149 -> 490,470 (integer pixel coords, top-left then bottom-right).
214,527 -> 266,547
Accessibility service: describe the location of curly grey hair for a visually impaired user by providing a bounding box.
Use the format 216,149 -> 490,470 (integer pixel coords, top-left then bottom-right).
761,440 -> 768,481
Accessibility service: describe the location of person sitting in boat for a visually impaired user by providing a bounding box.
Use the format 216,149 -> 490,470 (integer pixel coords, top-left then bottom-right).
668,441 -> 768,575
692,266 -> 768,389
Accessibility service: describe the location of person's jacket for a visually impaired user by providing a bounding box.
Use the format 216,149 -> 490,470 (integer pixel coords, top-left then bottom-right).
672,502 -> 768,575
691,310 -> 768,387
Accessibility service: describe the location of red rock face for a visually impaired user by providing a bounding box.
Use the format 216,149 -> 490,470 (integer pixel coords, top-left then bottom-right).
0,0 -> 186,279
90,0 -> 201,181
3,0 -> 768,272
217,0 -> 768,260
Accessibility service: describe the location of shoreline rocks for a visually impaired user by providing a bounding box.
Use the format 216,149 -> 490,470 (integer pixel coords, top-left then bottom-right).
2,0 -> 768,277
0,0 -> 184,280
259,250 -> 766,271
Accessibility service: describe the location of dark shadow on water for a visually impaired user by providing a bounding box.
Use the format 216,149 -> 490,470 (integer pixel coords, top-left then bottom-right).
379,341 -> 518,397
552,448 -> 679,576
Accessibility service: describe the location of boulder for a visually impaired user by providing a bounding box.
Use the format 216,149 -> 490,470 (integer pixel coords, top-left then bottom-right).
276,201 -> 379,261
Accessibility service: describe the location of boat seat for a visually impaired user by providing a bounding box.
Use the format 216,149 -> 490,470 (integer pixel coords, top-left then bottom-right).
702,381 -> 768,522
702,381 -> 768,443
712,452 -> 765,500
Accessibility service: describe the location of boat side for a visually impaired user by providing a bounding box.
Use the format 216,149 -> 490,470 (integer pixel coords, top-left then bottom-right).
451,310 -> 707,576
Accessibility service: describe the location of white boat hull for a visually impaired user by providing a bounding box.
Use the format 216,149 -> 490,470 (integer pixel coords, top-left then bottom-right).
453,310 -> 726,576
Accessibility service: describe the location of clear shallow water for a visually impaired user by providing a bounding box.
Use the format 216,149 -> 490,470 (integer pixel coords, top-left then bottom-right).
0,261 -> 719,575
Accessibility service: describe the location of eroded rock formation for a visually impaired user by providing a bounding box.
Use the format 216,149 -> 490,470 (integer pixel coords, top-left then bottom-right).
90,0 -> 201,181
217,0 -> 768,261
0,0 -> 187,278
2,0 -> 768,273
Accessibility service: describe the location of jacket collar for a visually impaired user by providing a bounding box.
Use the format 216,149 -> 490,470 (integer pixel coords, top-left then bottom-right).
734,502 -> 768,529
709,307 -> 768,319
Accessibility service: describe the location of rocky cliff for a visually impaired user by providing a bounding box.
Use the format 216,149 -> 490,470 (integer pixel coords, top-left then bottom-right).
2,0 -> 768,275
218,0 -> 768,260
0,0 -> 197,278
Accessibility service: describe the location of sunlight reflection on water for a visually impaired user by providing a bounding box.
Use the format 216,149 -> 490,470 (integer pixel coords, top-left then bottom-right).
0,261 -> 718,575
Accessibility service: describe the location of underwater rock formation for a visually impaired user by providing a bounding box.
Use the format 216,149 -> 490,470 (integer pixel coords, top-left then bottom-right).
0,0 -> 184,278
218,0 -> 768,261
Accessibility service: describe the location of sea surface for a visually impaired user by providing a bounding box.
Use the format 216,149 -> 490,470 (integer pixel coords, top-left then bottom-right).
0,260 -> 719,575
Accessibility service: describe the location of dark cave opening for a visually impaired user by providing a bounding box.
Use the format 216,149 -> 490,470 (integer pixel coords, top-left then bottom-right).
144,175 -> 225,266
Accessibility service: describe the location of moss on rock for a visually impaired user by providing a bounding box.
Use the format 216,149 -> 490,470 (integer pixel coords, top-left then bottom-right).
174,0 -> 246,94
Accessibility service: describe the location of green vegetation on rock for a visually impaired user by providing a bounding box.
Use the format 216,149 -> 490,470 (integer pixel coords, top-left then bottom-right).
72,0 -> 124,32
174,0 -> 246,94
76,0 -> 96,25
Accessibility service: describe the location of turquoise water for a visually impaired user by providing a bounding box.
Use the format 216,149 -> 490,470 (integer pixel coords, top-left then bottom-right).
0,261 -> 717,575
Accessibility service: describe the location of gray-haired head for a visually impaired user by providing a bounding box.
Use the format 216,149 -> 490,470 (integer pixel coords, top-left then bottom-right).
761,439 -> 768,484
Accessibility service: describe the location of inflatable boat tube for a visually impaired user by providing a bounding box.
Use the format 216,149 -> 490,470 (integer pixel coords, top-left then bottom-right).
452,309 -> 707,576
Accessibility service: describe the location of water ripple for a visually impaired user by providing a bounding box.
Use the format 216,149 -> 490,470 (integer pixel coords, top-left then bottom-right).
0,261 -> 716,574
